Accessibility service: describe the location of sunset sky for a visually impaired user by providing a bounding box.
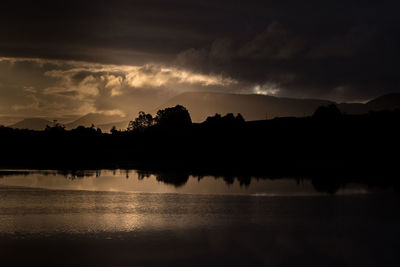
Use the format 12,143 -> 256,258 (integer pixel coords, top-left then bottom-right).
1,0 -> 399,121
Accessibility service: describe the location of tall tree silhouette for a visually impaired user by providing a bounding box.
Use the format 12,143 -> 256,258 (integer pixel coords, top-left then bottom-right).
154,105 -> 192,128
128,111 -> 154,132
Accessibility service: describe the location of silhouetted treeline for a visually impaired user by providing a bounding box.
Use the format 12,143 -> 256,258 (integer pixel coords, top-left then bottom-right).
1,104 -> 400,184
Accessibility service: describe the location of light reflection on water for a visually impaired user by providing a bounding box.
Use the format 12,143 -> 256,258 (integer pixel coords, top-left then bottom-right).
0,169 -> 367,196
0,191 -> 220,234
0,169 -> 386,235
0,170 -> 398,267
0,186 -> 284,234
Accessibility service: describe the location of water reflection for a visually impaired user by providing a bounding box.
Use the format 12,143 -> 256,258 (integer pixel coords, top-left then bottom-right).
0,169 -> 399,267
0,190 -> 222,234
0,169 -> 395,195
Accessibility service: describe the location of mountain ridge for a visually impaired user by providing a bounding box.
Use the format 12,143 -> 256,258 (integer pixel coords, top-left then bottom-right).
9,118 -> 52,131
8,92 -> 400,130
158,92 -> 400,122
64,113 -> 127,129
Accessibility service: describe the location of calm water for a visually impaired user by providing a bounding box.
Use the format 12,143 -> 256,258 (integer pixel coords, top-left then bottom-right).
0,169 -> 399,266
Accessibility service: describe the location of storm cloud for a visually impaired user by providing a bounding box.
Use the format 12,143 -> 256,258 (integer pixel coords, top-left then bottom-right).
0,57 -> 238,122
1,0 -> 400,119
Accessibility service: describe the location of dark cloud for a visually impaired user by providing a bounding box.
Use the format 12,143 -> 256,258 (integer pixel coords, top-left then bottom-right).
0,57 -> 237,123
1,0 -> 400,102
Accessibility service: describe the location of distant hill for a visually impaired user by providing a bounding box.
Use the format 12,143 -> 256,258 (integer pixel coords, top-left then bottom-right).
9,118 -> 52,131
157,92 -> 400,122
158,92 -> 333,122
0,116 -> 26,127
9,113 -> 128,131
9,92 -> 400,130
364,93 -> 400,110
65,113 -> 127,129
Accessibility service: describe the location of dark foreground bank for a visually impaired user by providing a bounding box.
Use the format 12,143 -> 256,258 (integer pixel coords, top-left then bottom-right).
1,108 -> 400,176
1,108 -> 400,196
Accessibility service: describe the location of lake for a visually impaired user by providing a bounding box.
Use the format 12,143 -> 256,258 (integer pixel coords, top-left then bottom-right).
0,169 -> 399,266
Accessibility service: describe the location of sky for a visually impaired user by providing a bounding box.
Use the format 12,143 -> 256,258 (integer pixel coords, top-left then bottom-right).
1,0 -> 400,122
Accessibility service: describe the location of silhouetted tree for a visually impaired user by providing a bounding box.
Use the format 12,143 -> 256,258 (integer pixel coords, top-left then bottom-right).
224,113 -> 236,123
203,113 -> 245,126
70,125 -> 101,135
154,105 -> 192,128
110,126 -> 119,134
45,123 -> 66,133
236,113 -> 245,123
128,111 -> 154,132
313,104 -> 341,119
204,113 -> 222,125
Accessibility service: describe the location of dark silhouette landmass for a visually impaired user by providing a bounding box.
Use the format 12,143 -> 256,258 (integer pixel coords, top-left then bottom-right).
0,104 -> 400,193
158,92 -> 400,122
7,92 -> 400,131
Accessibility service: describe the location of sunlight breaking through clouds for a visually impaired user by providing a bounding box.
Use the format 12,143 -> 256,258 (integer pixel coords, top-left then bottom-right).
0,57 -> 238,118
253,83 -> 280,96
